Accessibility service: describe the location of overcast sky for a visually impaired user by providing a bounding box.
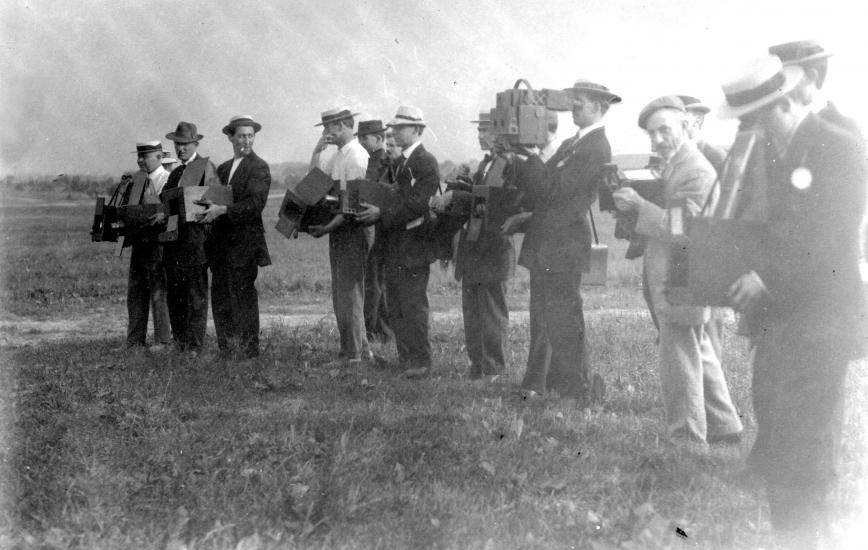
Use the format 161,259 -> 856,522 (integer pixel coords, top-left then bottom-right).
2,0 -> 867,176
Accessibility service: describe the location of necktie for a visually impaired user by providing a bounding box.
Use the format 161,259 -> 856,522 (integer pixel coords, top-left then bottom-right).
166,163 -> 186,190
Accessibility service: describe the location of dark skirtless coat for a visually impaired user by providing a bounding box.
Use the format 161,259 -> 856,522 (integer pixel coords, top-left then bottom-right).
519,127 -> 611,273
206,151 -> 272,357
744,113 -> 867,533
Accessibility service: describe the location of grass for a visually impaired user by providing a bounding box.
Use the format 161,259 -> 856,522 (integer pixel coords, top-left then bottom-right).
1,195 -> 866,549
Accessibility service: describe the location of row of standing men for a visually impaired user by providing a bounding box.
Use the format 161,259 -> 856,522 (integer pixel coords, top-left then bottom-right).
118,39 -> 865,548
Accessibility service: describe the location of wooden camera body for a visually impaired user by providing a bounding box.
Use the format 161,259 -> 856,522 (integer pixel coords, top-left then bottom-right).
158,185 -> 233,242
276,167 -> 337,238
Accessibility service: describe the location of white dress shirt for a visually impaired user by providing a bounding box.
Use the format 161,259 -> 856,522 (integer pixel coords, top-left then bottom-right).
228,156 -> 243,184
148,165 -> 170,195
324,138 -> 369,189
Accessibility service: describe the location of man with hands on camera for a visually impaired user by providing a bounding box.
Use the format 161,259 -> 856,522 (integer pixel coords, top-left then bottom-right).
613,96 -> 742,445
309,107 -> 372,367
355,106 -> 439,378
199,115 -> 271,359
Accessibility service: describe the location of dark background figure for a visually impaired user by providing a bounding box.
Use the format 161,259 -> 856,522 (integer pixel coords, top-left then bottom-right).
355,106 -> 440,378
503,80 -> 618,404
156,121 -> 219,354
723,55 -> 867,548
357,119 -> 394,344
201,115 -> 271,359
123,141 -> 171,351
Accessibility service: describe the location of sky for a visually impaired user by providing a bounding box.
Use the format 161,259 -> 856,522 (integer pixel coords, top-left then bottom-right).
2,0 -> 868,176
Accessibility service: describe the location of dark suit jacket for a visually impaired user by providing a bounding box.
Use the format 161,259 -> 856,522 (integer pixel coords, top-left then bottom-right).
379,143 -> 440,268
365,148 -> 392,183
208,151 -> 272,268
697,140 -> 726,178
749,113 -> 867,357
519,127 -> 611,273
161,155 -> 218,267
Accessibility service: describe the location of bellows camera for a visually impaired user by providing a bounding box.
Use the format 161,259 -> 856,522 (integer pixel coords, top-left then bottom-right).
491,79 -> 574,147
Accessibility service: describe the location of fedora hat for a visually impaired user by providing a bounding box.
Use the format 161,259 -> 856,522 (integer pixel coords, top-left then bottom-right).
470,111 -> 492,125
769,40 -> 832,67
315,107 -> 359,127
677,95 -> 711,115
355,119 -> 386,137
386,105 -> 427,127
564,80 -> 622,104
132,140 -> 162,155
637,95 -> 686,130
166,121 -> 203,143
223,114 -> 262,135
718,55 -> 805,119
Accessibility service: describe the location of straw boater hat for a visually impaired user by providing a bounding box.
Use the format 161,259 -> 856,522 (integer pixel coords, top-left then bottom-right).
165,121 -> 203,143
563,80 -> 622,104
386,105 -> 427,127
132,141 -> 162,155
718,55 -> 805,119
161,147 -> 178,165
315,107 -> 360,127
470,111 -> 491,126
222,115 -> 262,135
355,120 -> 386,137
677,95 -> 711,115
637,95 -> 686,130
769,40 -> 832,67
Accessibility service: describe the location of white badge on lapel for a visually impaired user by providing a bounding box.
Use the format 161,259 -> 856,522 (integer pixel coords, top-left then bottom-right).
790,167 -> 812,191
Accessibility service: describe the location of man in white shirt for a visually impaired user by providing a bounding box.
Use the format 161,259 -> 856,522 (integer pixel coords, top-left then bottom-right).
124,141 -> 171,350
309,107 -> 372,366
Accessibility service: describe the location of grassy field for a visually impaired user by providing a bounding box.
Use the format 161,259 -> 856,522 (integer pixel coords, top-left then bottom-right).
1,197 -> 866,549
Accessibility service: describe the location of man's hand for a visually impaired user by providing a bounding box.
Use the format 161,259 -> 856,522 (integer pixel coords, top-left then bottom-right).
613,187 -> 642,212
196,200 -> 227,224
148,212 -> 166,226
354,202 -> 381,224
727,270 -> 769,311
306,224 -> 328,238
429,191 -> 453,214
313,135 -> 333,154
501,212 -> 531,235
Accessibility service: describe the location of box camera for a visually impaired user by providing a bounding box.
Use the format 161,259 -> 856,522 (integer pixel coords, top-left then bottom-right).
491,79 -> 574,147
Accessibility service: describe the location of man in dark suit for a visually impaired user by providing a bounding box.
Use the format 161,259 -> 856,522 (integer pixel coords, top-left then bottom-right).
200,115 -> 271,358
156,121 -> 219,354
722,56 -> 867,547
355,106 -> 440,377
430,112 -> 516,382
357,119 -> 394,344
503,80 -> 619,403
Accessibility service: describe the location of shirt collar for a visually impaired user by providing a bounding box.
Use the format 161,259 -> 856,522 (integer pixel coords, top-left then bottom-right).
183,152 -> 198,166
402,140 -> 422,159
577,122 -> 604,141
339,138 -> 359,154
147,165 -> 167,179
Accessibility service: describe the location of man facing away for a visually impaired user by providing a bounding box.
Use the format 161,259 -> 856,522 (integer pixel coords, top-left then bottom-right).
722,55 -> 867,548
309,107 -> 372,367
356,119 -> 394,344
614,96 -> 743,445
155,121 -> 219,354
200,115 -> 271,359
355,106 -> 440,378
123,141 -> 171,351
678,95 -> 727,177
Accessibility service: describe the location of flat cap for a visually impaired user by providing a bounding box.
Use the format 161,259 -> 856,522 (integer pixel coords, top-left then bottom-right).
637,95 -> 686,129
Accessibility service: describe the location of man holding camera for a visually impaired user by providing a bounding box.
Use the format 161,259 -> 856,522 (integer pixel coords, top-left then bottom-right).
200,115 -> 271,359
614,96 -> 742,445
158,121 -> 219,354
722,55 -> 866,546
356,119 -> 394,344
309,107 -> 372,367
123,141 -> 171,351
355,106 -> 439,378
504,81 -> 618,403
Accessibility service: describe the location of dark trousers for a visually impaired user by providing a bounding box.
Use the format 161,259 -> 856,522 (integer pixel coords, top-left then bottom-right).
749,323 -> 848,538
462,280 -> 508,377
521,269 -> 588,398
329,225 -> 371,359
211,261 -> 260,358
165,263 -> 208,351
364,238 -> 393,342
385,263 -> 431,368
126,255 -> 171,347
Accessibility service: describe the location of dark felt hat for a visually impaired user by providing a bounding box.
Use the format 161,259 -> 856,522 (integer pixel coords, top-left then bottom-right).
637,95 -> 686,129
165,121 -> 203,143
564,80 -> 622,104
222,115 -> 262,135
355,119 -> 386,137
